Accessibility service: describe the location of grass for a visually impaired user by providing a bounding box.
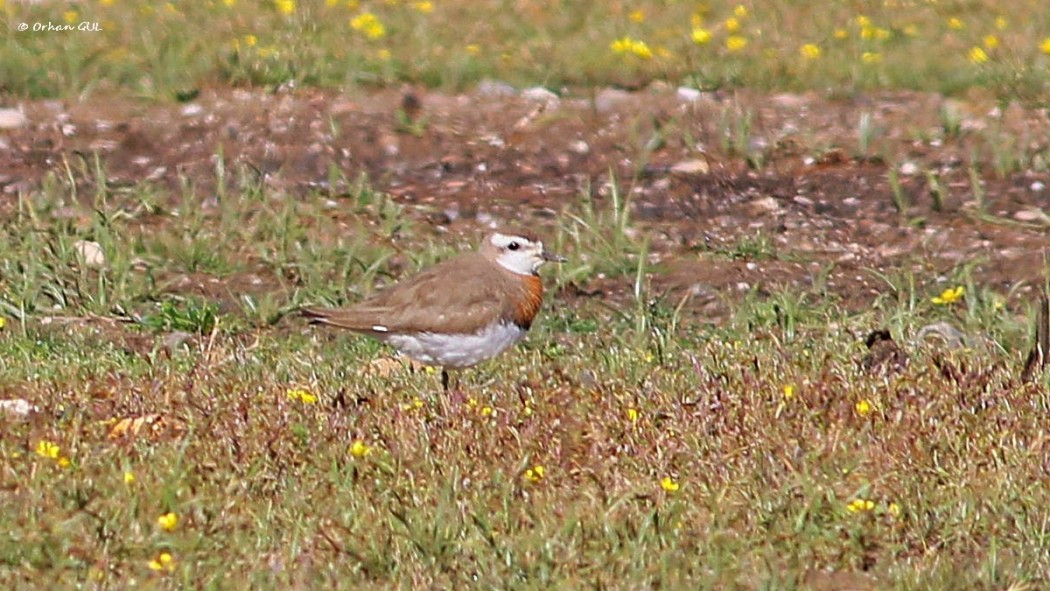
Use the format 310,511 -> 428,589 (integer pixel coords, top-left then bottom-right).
1,1 -> 1050,100
0,160 -> 1048,588
3,1 -> 1050,588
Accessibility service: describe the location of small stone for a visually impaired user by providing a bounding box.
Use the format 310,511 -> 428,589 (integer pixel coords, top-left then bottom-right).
521,87 -> 559,104
899,161 -> 919,176
676,87 -> 702,103
594,88 -> 632,112
670,159 -> 710,175
748,196 -> 781,215
181,104 -> 204,117
0,399 -> 37,418
475,79 -> 517,97
1031,181 -> 1046,192
568,140 -> 590,155
1014,209 -> 1050,224
0,109 -> 29,130
74,240 -> 106,268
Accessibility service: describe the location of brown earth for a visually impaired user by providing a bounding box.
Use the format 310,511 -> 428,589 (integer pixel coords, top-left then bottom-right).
2,86 -> 1049,317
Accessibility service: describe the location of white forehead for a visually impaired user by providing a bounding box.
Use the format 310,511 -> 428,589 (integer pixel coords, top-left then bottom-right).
490,233 -> 539,248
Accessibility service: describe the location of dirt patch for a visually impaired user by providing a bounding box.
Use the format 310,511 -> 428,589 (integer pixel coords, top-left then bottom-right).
2,86 -> 1049,312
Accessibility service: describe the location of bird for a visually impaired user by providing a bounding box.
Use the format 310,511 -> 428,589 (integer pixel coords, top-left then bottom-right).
303,230 -> 565,390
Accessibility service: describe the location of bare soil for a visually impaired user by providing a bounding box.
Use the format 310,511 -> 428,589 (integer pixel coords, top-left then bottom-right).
2,86 -> 1049,316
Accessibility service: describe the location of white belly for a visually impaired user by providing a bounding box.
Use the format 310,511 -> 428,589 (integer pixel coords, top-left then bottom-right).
381,322 -> 527,368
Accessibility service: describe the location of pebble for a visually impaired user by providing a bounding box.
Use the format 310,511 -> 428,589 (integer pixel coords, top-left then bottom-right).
670,159 -> 710,175
521,87 -> 559,104
676,87 -> 703,103
74,240 -> 106,268
0,109 -> 29,130
475,80 -> 517,97
0,399 -> 37,418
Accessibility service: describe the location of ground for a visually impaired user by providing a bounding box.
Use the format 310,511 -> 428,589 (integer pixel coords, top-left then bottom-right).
4,86 -> 1048,316
2,86 -> 1050,589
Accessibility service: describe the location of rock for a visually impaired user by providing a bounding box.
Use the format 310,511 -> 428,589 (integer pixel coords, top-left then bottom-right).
594,88 -> 632,112
0,109 -> 29,130
748,196 -> 781,215
899,161 -> 919,176
475,79 -> 517,97
1031,181 -> 1046,192
181,103 -> 204,117
74,240 -> 106,268
568,140 -> 590,155
0,399 -> 37,418
670,159 -> 710,175
521,87 -> 559,104
1014,208 -> 1050,224
676,87 -> 702,103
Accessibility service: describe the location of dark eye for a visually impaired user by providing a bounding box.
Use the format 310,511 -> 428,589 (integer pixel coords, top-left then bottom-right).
507,241 -> 520,251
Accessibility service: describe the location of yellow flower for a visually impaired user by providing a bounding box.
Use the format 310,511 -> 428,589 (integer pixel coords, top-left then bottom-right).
36,440 -> 61,460
690,13 -> 703,27
874,27 -> 891,41
861,51 -> 882,64
1040,38 -> 1050,55
465,43 -> 481,55
931,286 -> 964,305
628,9 -> 645,23
783,385 -> 795,400
691,28 -> 712,45
401,397 -> 424,411
733,5 -> 748,18
855,15 -> 871,28
968,47 -> 989,64
888,502 -> 901,517
377,48 -> 392,60
855,399 -> 873,416
57,457 -> 71,468
100,0 -> 114,5
983,35 -> 999,50
350,12 -> 386,40
610,37 -> 652,59
124,471 -> 136,484
63,10 -> 78,24
903,24 -> 919,37
286,388 -> 318,404
799,43 -> 821,60
480,406 -> 494,417
148,552 -> 175,572
223,0 -> 236,6
833,28 -> 848,40
995,17 -> 1007,30
725,17 -> 740,33
947,17 -> 964,30
0,317 -> 6,329
349,440 -> 372,458
847,498 -> 875,513
725,35 -> 748,52
524,465 -> 545,482
413,1 -> 433,13
274,0 -> 295,15
243,34 -> 258,47
626,408 -> 639,422
660,476 -> 680,492
157,512 -> 178,532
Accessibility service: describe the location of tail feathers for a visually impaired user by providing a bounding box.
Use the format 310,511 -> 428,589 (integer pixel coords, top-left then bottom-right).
301,306 -> 383,332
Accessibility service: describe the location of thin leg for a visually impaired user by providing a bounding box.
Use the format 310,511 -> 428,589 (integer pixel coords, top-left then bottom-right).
442,369 -> 450,392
